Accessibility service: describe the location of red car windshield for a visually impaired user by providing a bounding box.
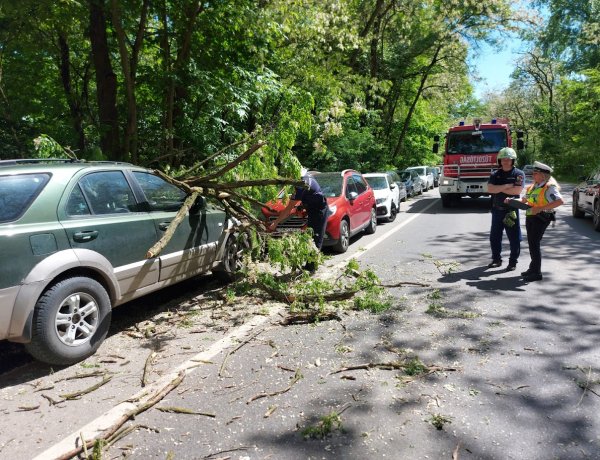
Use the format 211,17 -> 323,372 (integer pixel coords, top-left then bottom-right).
315,172 -> 344,197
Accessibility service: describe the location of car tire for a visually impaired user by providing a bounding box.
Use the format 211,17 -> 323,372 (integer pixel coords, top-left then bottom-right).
441,193 -> 452,208
215,230 -> 252,280
364,208 -> 377,234
387,204 -> 397,222
333,219 -> 350,253
25,277 -> 111,366
572,193 -> 585,218
593,200 -> 600,232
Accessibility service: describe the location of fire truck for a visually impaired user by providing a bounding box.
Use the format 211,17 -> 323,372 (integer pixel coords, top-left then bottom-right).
433,118 -> 524,207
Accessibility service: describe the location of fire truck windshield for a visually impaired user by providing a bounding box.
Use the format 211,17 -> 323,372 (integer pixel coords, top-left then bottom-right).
447,129 -> 507,154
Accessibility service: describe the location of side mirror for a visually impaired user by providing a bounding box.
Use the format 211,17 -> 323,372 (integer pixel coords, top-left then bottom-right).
348,191 -> 358,201
390,183 -> 396,189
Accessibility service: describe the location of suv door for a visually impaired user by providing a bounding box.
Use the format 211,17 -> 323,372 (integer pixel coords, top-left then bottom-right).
132,171 -> 226,282
60,170 -> 160,295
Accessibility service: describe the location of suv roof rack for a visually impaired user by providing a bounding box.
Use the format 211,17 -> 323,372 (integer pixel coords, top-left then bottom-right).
0,159 -> 133,167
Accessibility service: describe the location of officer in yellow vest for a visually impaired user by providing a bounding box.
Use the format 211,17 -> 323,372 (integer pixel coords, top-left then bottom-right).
519,161 -> 563,282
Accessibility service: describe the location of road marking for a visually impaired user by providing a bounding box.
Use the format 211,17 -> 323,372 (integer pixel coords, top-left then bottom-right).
33,308 -> 284,460
343,198 -> 438,262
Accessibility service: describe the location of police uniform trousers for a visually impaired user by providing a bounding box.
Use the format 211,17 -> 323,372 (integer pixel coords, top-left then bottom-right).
307,205 -> 328,250
490,207 -> 521,265
525,214 -> 550,274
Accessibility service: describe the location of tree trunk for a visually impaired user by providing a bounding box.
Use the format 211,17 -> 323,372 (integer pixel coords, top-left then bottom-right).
109,0 -> 149,164
170,1 -> 205,166
392,43 -> 442,162
57,31 -> 86,154
159,0 -> 174,161
89,0 -> 121,161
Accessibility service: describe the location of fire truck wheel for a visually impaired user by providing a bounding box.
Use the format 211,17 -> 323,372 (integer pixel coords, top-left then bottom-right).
441,194 -> 452,208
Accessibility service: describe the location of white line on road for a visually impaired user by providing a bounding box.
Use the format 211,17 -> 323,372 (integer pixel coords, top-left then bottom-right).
344,198 -> 438,261
33,308 -> 283,460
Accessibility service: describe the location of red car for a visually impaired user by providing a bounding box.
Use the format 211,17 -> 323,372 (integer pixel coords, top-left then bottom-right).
262,170 -> 377,252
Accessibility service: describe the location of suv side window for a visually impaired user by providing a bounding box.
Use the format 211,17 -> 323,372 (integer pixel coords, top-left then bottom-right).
133,171 -> 187,212
78,171 -> 136,215
353,174 -> 367,194
0,173 -> 50,223
66,185 -> 91,216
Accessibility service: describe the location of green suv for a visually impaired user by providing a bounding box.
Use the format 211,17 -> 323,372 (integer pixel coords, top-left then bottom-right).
0,159 -> 246,365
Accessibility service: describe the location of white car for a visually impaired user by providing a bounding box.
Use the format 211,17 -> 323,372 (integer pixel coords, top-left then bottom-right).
406,166 -> 434,190
364,172 -> 401,222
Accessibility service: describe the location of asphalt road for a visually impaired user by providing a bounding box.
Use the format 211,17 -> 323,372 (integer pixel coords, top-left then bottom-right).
1,186 -> 599,460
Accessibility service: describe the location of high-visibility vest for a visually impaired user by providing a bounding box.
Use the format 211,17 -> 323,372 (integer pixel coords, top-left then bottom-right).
525,183 -> 550,216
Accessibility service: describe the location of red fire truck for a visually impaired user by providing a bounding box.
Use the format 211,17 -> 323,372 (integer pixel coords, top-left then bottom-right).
433,118 -> 524,207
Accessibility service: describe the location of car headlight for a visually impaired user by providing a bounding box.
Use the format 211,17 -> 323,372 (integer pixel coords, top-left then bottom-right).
441,179 -> 453,186
328,204 -> 337,216
376,197 -> 386,204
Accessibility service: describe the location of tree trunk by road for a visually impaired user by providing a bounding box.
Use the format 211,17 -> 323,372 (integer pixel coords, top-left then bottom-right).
89,0 -> 121,161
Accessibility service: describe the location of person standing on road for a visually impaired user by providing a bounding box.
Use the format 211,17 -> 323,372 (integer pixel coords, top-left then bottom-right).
519,161 -> 563,282
267,170 -> 329,251
486,147 -> 525,271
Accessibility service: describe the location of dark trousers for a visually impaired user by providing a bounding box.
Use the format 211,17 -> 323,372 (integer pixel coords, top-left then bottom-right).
525,215 -> 550,274
307,206 -> 328,250
490,208 -> 521,264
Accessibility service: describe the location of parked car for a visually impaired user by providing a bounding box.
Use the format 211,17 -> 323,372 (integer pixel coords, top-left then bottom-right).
364,172 -> 401,222
385,171 -> 408,202
262,170 -> 377,253
398,169 -> 425,196
406,166 -> 434,190
523,164 -> 534,176
572,168 -> 600,231
0,159 -> 247,365
427,167 -> 440,187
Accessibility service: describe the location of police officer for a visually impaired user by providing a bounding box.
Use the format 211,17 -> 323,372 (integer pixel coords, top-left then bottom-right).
520,161 -> 563,282
267,170 -> 329,251
487,147 -> 525,271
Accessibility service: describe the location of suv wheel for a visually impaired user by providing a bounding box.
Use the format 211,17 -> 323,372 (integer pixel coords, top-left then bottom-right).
572,192 -> 585,218
364,208 -> 377,234
333,219 -> 350,253
25,277 -> 111,366
215,230 -> 252,280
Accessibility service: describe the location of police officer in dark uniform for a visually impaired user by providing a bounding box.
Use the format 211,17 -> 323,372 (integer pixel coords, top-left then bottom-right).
268,170 -> 329,250
486,147 -> 525,271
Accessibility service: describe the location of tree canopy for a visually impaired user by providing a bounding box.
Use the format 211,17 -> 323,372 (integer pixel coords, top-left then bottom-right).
0,0 -> 596,180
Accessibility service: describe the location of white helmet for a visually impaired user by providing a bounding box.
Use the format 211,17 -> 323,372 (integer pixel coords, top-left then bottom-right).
497,147 -> 517,160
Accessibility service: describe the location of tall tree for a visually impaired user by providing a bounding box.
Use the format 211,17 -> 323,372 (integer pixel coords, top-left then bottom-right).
89,0 -> 121,160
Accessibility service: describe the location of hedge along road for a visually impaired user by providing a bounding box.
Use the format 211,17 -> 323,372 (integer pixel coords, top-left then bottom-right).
3,187 -> 600,459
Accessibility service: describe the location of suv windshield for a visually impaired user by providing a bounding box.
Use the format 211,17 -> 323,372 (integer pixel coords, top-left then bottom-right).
0,173 -> 50,223
365,176 -> 388,190
447,129 -> 508,154
316,172 -> 343,197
